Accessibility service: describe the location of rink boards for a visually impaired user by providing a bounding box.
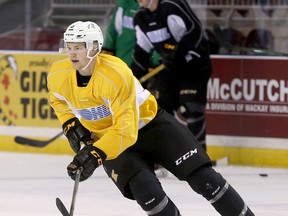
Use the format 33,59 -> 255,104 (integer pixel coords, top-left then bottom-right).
0,51 -> 287,167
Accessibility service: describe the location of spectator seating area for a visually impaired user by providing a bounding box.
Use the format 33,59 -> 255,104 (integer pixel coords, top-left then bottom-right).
0,0 -> 286,53
206,27 -> 275,54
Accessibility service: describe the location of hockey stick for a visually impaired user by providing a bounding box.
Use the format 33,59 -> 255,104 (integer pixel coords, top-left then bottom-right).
56,168 -> 82,216
14,131 -> 63,147
139,63 -> 165,83
213,23 -> 288,57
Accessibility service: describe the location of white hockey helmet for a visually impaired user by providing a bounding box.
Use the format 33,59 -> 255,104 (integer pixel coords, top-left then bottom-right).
61,21 -> 103,52
60,21 -> 104,70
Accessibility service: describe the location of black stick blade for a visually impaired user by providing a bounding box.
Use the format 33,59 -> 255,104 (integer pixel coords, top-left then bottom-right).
14,136 -> 50,147
14,132 -> 63,147
56,197 -> 70,216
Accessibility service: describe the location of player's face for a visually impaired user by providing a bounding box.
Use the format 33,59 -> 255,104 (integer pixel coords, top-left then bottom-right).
66,42 -> 90,70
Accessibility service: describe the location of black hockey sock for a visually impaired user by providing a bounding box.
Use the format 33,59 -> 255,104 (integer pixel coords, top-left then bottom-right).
148,196 -> 181,216
210,183 -> 255,216
186,165 -> 255,216
128,169 -> 181,216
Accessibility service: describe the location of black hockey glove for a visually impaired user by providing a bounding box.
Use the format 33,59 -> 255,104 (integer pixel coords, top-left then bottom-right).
67,145 -> 106,182
62,117 -> 93,153
162,43 -> 201,72
162,44 -> 179,72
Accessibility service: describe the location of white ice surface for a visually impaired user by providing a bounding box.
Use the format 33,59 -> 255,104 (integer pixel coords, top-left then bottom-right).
0,151 -> 288,216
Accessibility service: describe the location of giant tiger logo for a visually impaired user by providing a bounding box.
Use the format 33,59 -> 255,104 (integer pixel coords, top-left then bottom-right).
0,55 -> 18,125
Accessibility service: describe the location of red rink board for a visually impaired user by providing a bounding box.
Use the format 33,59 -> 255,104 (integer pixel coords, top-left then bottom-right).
207,56 -> 288,139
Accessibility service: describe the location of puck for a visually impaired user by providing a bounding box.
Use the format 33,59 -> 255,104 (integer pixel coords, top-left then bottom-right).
259,173 -> 268,177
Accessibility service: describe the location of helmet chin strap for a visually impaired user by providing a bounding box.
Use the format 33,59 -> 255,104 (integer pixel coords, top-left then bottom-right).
81,49 -> 100,71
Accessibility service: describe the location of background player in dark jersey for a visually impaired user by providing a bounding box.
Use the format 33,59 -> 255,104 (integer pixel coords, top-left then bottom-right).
131,0 -> 212,154
49,20 -> 254,216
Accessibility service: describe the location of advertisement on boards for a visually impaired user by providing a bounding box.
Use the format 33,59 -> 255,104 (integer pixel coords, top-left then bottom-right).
0,51 -> 69,154
207,56 -> 288,139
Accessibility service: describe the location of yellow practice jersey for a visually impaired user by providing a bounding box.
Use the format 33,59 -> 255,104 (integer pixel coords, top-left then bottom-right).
48,53 -> 158,160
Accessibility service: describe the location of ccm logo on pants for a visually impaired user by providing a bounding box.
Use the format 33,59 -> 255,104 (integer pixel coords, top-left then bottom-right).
175,148 -> 198,165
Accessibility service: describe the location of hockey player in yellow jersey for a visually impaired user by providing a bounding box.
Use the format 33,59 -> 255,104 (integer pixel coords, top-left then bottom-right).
48,21 -> 254,216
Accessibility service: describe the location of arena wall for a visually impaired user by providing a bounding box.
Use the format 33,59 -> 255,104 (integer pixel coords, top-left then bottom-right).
0,51 -> 287,167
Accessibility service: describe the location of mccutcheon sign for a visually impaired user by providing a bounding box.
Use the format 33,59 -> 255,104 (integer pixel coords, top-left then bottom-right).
206,56 -> 288,138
